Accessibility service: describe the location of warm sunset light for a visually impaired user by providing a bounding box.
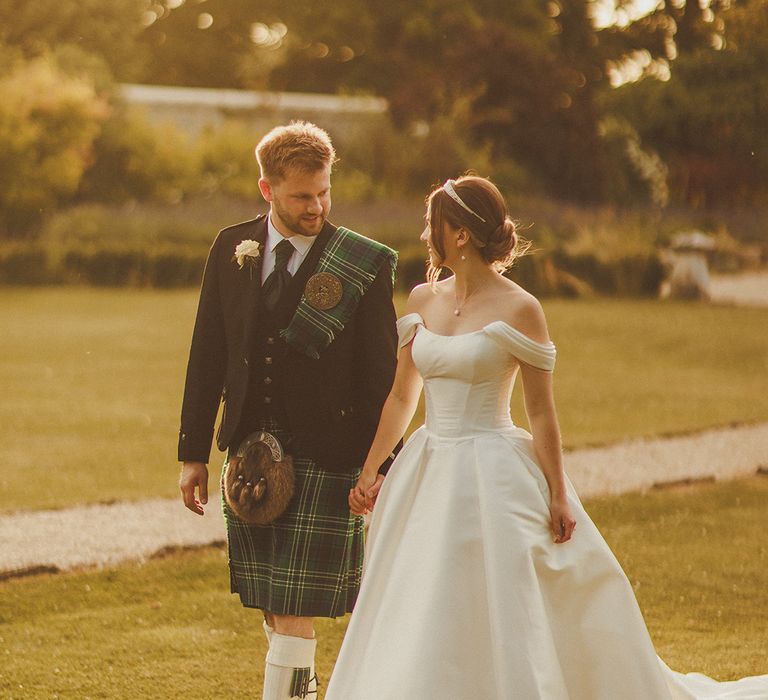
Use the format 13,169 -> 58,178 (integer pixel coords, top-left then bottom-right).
1,1 -> 766,698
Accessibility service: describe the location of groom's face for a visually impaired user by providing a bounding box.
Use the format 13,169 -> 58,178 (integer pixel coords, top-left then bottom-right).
260,165 -> 332,238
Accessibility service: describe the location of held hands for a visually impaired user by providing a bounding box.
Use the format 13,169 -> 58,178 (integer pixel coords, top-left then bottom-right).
349,470 -> 385,515
180,461 -> 209,515
549,494 -> 577,544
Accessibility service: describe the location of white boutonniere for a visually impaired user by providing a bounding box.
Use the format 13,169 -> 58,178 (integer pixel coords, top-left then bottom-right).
233,239 -> 261,278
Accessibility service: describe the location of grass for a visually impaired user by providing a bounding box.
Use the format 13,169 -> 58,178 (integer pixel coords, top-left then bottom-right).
586,477 -> 768,678
1,288 -> 767,512
0,288 -> 197,513
0,476 -> 766,698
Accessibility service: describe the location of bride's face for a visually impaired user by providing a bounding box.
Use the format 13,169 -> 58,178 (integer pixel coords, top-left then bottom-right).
421,217 -> 463,270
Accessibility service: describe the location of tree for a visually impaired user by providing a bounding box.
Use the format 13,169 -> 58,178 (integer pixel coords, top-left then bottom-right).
606,0 -> 768,206
0,55 -> 109,235
0,0 -> 147,80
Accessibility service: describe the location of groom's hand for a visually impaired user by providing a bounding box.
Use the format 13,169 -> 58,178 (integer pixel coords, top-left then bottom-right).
180,461 -> 209,516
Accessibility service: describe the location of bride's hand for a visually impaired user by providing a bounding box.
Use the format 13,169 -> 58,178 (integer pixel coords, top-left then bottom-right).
549,496 -> 576,544
349,470 -> 380,515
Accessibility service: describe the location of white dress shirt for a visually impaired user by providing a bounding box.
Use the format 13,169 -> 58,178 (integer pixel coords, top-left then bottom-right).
261,214 -> 319,284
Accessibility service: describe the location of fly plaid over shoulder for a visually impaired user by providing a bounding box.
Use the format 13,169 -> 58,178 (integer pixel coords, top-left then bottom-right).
281,227 -> 398,359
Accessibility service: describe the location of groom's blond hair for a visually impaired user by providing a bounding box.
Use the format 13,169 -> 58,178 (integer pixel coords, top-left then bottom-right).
256,121 -> 337,183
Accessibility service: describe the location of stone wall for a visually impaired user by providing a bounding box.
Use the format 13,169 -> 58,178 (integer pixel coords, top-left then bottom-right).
119,83 -> 388,145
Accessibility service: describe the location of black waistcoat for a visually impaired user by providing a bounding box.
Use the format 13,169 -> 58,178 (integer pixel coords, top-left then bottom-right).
235,296 -> 290,443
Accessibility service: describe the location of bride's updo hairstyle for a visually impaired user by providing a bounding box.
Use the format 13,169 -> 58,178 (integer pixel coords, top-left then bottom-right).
426,175 -> 530,286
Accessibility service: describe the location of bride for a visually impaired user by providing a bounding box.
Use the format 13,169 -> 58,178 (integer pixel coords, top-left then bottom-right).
324,175 -> 768,699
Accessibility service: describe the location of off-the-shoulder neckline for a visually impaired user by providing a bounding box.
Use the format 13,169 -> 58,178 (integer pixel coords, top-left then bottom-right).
398,312 -> 554,347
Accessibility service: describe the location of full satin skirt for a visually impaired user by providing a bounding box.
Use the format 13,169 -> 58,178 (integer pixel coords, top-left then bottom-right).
325,427 -> 768,699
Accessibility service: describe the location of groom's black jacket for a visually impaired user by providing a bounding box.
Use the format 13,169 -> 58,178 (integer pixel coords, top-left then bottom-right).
177,214 -> 399,474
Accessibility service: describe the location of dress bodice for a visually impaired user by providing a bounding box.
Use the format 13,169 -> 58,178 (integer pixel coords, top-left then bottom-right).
397,313 -> 556,439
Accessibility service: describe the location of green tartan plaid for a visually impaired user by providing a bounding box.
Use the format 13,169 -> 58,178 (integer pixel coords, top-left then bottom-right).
281,226 -> 397,359
221,424 -> 364,617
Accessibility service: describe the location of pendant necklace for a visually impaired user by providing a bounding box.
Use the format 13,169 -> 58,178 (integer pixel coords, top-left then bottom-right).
454,282 -> 478,316
453,249 -> 484,315
454,293 -> 465,316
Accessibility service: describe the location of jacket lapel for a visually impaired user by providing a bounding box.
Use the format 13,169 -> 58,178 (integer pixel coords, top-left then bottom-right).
242,216 -> 269,349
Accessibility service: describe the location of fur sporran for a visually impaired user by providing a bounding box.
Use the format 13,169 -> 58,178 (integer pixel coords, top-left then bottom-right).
224,431 -> 295,525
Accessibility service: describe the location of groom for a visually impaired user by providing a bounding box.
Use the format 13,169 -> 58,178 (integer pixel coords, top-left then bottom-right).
178,122 -> 398,699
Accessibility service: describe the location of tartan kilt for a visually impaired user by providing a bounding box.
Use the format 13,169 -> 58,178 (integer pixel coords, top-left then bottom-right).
220,424 -> 365,618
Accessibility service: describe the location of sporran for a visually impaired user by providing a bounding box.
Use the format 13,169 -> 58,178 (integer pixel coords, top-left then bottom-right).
224,431 -> 295,525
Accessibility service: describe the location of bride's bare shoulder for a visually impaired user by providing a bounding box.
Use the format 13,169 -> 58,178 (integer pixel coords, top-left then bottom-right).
405,282 -> 440,314
497,280 -> 550,343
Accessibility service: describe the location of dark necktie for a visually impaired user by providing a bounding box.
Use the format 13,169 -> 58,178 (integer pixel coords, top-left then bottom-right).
262,239 -> 294,311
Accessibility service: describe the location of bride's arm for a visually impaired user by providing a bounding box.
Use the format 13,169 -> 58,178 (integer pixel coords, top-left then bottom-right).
349,295 -> 425,514
513,299 -> 576,544
360,342 -> 423,478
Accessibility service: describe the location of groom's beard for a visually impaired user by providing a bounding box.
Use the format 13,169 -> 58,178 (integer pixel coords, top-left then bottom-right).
271,198 -> 328,238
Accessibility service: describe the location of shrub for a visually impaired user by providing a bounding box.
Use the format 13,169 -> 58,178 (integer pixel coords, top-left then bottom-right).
337,103 -> 531,200
395,246 -> 429,293
0,244 -> 60,284
395,244 -> 663,298
195,123 -> 262,200
78,105 -> 199,204
63,249 -> 149,285
148,252 -> 205,287
0,55 -> 109,236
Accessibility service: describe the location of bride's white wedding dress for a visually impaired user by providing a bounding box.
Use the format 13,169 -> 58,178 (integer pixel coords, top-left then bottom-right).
325,313 -> 768,700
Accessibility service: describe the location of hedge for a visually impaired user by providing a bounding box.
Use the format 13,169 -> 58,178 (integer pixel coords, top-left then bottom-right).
396,246 -> 665,298
0,243 -> 665,298
0,245 -> 204,287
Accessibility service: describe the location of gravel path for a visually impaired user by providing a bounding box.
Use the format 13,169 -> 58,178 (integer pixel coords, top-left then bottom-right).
2,422 -> 767,579
710,271 -> 768,307
564,422 -> 768,496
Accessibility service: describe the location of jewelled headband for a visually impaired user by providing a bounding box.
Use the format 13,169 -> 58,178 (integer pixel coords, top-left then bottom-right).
442,179 -> 486,223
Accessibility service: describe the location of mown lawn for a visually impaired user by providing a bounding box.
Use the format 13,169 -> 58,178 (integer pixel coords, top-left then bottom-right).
1,288 -> 767,512
1,476 -> 766,699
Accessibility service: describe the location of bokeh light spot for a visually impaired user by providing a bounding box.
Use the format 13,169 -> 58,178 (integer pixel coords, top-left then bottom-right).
309,43 -> 330,59
338,46 -> 355,62
142,10 -> 158,27
546,2 -> 561,18
250,23 -> 270,44
250,22 -> 287,47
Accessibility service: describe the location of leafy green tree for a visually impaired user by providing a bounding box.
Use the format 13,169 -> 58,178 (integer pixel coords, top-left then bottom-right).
139,0 -> 297,88
265,0 -> 614,201
0,0 -> 146,80
607,0 -> 768,206
78,105 -> 199,204
0,55 -> 108,235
